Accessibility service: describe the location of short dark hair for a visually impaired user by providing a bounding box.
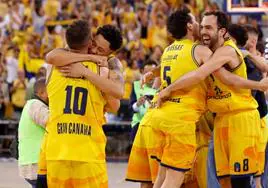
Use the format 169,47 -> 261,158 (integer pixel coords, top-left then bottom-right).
96,25 -> 123,51
65,20 -> 91,50
167,9 -> 192,40
34,77 -> 46,95
204,11 -> 229,30
228,24 -> 248,47
141,59 -> 158,70
244,25 -> 259,36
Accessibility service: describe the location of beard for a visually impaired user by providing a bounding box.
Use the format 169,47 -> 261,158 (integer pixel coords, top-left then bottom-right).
201,33 -> 218,50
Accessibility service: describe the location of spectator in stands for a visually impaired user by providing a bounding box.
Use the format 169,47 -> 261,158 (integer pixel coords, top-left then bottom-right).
129,59 -> 158,141
0,73 -> 9,119
11,70 -> 28,119
18,77 -> 48,188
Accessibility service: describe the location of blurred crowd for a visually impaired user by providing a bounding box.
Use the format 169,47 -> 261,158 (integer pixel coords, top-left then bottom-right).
0,0 -> 267,120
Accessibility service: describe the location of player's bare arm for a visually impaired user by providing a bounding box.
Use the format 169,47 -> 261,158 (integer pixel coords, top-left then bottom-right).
46,48 -> 107,67
243,51 -> 268,73
60,57 -> 124,99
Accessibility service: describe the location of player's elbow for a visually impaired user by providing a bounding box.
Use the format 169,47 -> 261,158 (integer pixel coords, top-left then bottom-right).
45,50 -> 55,64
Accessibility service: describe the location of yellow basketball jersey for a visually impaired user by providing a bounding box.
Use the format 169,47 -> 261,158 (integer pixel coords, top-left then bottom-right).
207,39 -> 258,113
160,39 -> 207,114
46,61 -> 107,163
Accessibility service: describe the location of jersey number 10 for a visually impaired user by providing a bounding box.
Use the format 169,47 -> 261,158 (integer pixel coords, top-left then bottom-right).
63,85 -> 88,115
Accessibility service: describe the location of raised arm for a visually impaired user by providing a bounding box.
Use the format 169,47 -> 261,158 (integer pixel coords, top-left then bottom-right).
46,48 -> 107,66
247,53 -> 268,73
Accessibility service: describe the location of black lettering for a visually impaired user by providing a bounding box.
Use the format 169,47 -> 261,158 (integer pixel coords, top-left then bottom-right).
57,123 -> 61,134
87,126 -> 91,135
63,123 -> 67,133
243,159 -> 249,171
76,123 -> 80,134
72,123 -> 76,134
84,126 -> 88,135
234,162 -> 241,172
69,123 -> 72,134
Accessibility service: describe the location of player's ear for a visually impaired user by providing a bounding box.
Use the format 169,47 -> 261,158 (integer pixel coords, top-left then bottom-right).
187,22 -> 193,31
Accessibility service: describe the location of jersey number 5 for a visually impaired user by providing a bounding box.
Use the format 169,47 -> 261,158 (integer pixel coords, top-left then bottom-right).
63,86 -> 88,115
163,66 -> 171,86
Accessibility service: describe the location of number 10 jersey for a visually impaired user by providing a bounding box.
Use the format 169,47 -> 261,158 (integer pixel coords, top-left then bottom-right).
46,61 -> 107,163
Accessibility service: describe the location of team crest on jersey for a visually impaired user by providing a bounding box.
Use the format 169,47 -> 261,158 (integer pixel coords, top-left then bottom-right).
207,86 -> 231,99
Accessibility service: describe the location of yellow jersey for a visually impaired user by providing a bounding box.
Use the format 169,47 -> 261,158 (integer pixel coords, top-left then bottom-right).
160,39 -> 207,115
46,61 -> 106,163
207,39 -> 258,113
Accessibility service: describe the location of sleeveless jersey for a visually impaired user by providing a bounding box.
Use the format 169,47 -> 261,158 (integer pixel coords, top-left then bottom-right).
207,39 -> 258,113
46,61 -> 106,163
160,39 -> 207,114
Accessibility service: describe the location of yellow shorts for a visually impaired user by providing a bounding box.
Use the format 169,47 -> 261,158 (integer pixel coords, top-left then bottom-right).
38,133 -> 47,175
214,110 -> 260,177
151,106 -> 197,171
126,110 -> 159,183
47,161 -> 108,188
256,117 -> 268,176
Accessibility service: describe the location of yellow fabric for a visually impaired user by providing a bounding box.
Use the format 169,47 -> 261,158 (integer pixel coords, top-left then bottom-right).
160,39 -> 207,116
126,109 -> 159,183
44,0 -> 60,19
151,26 -> 168,49
11,80 -> 27,108
46,62 -> 106,163
256,117 -> 268,176
207,39 -> 258,113
152,114 -> 196,170
123,67 -> 139,99
47,161 -> 108,188
38,134 -> 47,175
214,110 -> 260,177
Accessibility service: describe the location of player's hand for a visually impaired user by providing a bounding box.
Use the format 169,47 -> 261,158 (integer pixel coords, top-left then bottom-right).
240,49 -> 250,58
136,96 -> 146,107
259,77 -> 268,91
156,87 -> 171,108
60,63 -> 86,78
92,55 -> 108,67
141,71 -> 154,88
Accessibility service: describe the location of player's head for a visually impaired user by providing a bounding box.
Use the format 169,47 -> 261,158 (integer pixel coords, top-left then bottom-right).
167,9 -> 199,41
34,77 -> 48,103
140,59 -> 158,74
228,24 -> 248,47
201,11 -> 229,50
92,25 -> 123,56
65,20 -> 91,51
244,25 -> 259,50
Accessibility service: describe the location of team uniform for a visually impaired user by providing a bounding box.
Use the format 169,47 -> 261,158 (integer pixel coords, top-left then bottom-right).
45,61 -> 107,187
256,117 -> 268,176
126,108 -> 159,183
150,39 -> 207,171
207,39 -> 261,177
183,112 -> 214,188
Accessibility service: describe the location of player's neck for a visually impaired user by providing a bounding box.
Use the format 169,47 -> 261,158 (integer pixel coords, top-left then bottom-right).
69,48 -> 88,54
211,38 -> 225,52
182,33 -> 194,42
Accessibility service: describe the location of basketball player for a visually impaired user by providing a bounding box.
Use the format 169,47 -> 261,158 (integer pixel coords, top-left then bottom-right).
45,20 -> 112,187
36,24 -> 124,187
156,11 -> 268,188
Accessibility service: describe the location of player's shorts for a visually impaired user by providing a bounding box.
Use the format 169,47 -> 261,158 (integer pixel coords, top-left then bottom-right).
47,160 -> 108,188
256,117 -> 268,176
38,134 -> 47,175
214,109 -> 260,177
126,109 -> 159,183
150,103 -> 198,171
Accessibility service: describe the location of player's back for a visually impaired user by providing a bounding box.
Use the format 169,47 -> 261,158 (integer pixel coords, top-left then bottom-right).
158,39 -> 207,122
207,39 -> 258,113
46,61 -> 106,163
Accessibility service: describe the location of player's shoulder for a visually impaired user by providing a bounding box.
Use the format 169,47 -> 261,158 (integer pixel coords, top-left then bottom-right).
193,44 -> 213,65
215,45 -> 237,56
